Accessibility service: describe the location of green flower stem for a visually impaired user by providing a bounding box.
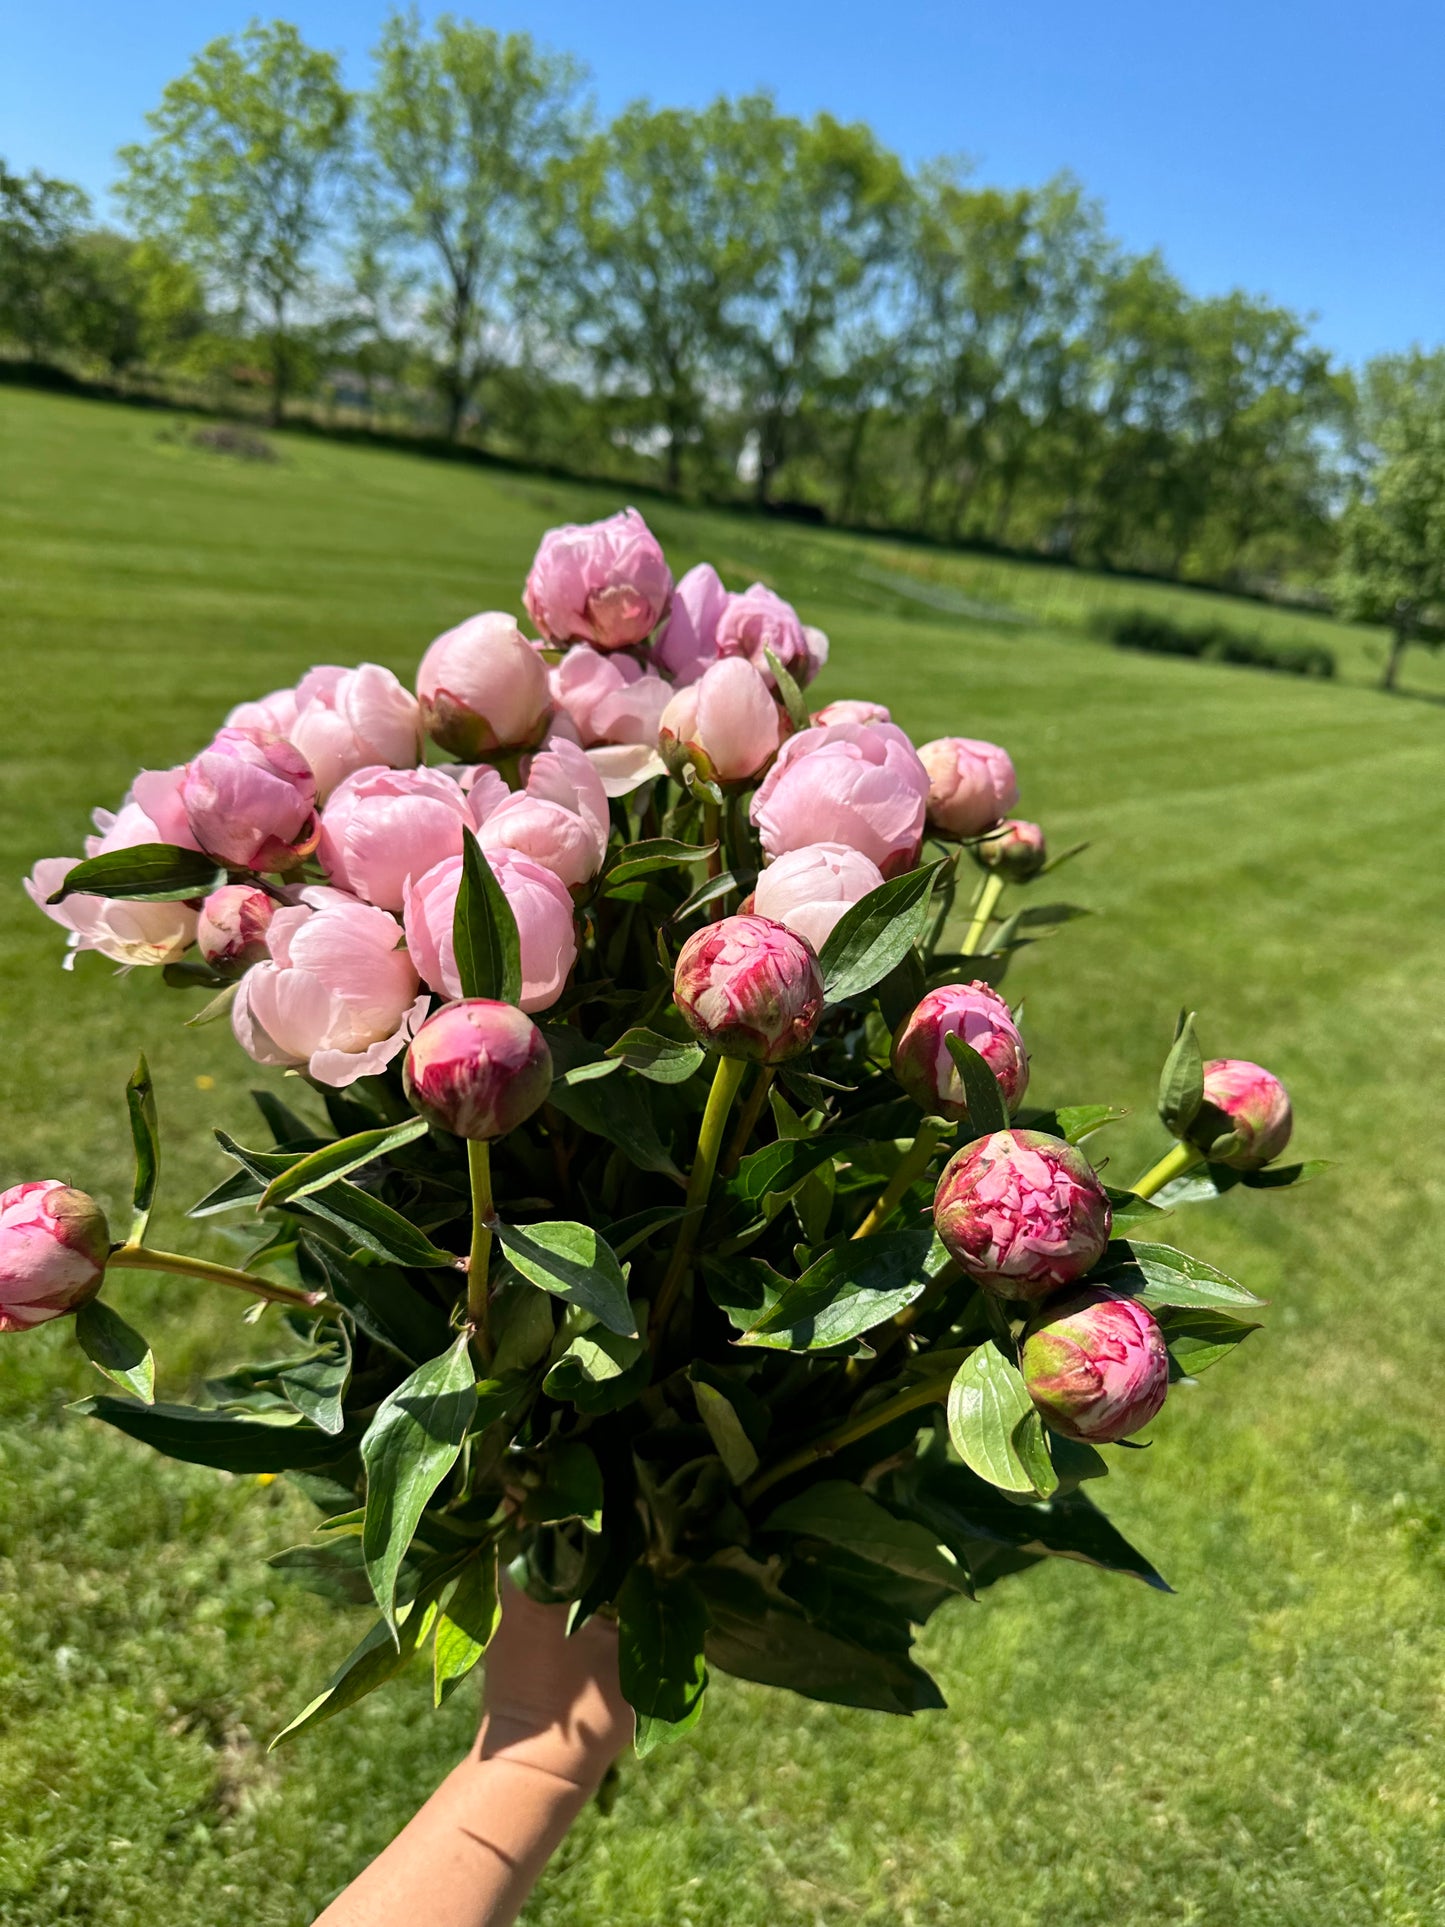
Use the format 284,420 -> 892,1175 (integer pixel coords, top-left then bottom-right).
650,1054 -> 748,1345
852,1120 -> 942,1241
741,1363 -> 960,1505
107,1244 -> 328,1311
721,1066 -> 776,1178
702,801 -> 722,881
467,1139 -> 495,1359
961,872 -> 1006,955
1131,1139 -> 1204,1200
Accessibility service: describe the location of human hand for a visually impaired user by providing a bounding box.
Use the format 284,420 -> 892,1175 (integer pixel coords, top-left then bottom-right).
476,1582 -> 633,1792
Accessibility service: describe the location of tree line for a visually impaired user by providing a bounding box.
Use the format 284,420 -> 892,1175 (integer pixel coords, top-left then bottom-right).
3,13 -> 1444,630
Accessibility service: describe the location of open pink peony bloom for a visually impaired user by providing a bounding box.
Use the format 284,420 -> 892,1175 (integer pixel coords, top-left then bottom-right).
518,738 -> 610,859
549,645 -> 670,795
472,736 -> 610,891
975,818 -> 1047,882
416,613 -> 552,759
182,727 -> 319,871
752,842 -> 884,954
659,657 -> 782,785
918,737 -> 1019,839
403,845 -> 577,1013
673,913 -> 824,1064
933,1130 -> 1112,1299
524,508 -> 673,650
1021,1290 -> 1169,1443
0,1181 -> 109,1332
231,887 -> 427,1088
197,883 -> 276,967
405,1000 -> 554,1141
892,982 -> 1029,1123
750,721 -> 929,877
1190,1059 -> 1293,1169
318,765 -> 473,912
653,561 -> 728,682
812,699 -> 891,728
716,584 -> 814,687
232,664 -> 421,801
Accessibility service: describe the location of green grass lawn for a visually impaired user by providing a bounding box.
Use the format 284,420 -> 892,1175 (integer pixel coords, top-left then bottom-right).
2,386 -> 1443,1926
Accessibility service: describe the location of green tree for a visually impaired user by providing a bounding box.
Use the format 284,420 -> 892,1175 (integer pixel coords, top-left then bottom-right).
0,161 -> 92,355
116,20 -> 351,424
364,12 -> 581,441
63,233 -> 206,375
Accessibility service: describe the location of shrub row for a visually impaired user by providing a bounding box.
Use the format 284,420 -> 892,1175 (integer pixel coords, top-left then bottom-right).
1104,612 -> 1336,678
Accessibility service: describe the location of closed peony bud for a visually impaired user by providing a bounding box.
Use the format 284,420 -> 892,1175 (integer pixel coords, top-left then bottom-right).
0,1181 -> 109,1331
181,727 -> 319,871
975,819 -> 1047,883
750,722 -> 930,878
416,613 -> 552,758
403,845 -> 578,1014
1020,1290 -> 1168,1443
892,982 -> 1029,1122
318,765 -> 473,911
673,914 -> 824,1064
933,1130 -> 1112,1299
752,842 -> 884,953
197,884 -> 275,968
524,508 -> 673,650
1188,1059 -> 1293,1169
918,737 -> 1019,839
404,999 -> 553,1141
715,584 -> 813,687
659,657 -> 782,784
653,561 -> 727,683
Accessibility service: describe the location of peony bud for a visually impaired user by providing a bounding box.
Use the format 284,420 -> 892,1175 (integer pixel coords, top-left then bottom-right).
974,818 -> 1047,883
402,845 -> 578,1014
416,613 -> 552,758
658,657 -> 782,784
317,765 -> 473,911
892,982 -> 1029,1122
404,999 -> 553,1141
811,699 -> 891,728
197,884 -> 275,968
715,584 -> 813,687
673,913 -> 824,1064
1188,1059 -> 1293,1169
750,722 -> 930,878
276,663 -> 422,801
751,842 -> 884,953
524,508 -> 673,650
0,1181 -> 109,1331
1020,1290 -> 1169,1443
933,1130 -> 1112,1299
181,727 -> 319,871
918,737 -> 1019,839
653,561 -> 728,682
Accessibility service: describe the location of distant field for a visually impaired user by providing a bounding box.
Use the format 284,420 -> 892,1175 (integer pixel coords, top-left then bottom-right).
1,387 -> 1443,1927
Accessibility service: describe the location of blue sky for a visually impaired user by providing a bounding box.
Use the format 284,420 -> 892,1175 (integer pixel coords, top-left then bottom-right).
4,0 -> 1441,368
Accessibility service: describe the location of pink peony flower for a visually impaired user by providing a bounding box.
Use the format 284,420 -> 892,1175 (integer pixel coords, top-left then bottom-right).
471,736 -> 610,892
197,884 -> 276,967
230,664 -> 421,802
716,583 -> 816,687
1020,1290 -> 1169,1443
404,1000 -> 554,1141
181,727 -> 319,871
811,699 -> 891,728
317,765 -> 473,912
659,657 -> 782,785
518,738 -> 610,860
231,887 -> 427,1087
1189,1059 -> 1293,1169
524,508 -> 673,650
87,767 -> 201,854
0,1181 -> 109,1332
892,982 -> 1029,1123
975,818 -> 1047,882
673,913 -> 824,1064
653,561 -> 728,682
750,721 -> 929,877
933,1129 -> 1112,1299
549,645 -> 670,795
751,842 -> 884,954
918,737 -> 1020,839
403,845 -> 578,1014
416,613 -> 553,758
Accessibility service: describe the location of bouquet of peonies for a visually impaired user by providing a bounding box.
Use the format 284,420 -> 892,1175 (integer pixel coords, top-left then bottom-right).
9,509 -> 1312,1747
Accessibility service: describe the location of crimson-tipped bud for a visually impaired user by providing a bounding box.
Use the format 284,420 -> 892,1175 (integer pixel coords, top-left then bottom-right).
1187,1058 -> 1293,1169
403,999 -> 553,1141
974,819 -> 1047,883
0,1181 -> 109,1331
1020,1290 -> 1168,1442
891,982 -> 1029,1122
673,913 -> 823,1065
933,1129 -> 1111,1299
197,883 -> 275,968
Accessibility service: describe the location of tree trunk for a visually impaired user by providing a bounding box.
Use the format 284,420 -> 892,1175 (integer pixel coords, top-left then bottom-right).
665,431 -> 682,493
268,310 -> 287,428
1381,623 -> 1410,692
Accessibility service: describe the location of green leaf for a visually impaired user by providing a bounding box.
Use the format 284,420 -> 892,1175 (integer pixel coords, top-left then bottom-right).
434,1549 -> 502,1706
604,1203 -> 691,1259
76,1397 -> 354,1473
763,647 -> 810,730
689,1368 -> 760,1483
717,1135 -> 861,1244
453,834 -> 522,1003
548,1074 -> 683,1180
605,1028 -> 706,1084
298,1236 -> 453,1366
47,842 -> 225,904
1157,1306 -> 1262,1376
268,1537 -> 376,1608
946,1345 -> 1059,1499
1110,1241 -> 1266,1311
258,1117 -> 430,1208
1158,1009 -> 1204,1135
1053,1104 -> 1130,1145
521,1439 -> 604,1530
1105,1186 -> 1171,1231
543,1322 -> 650,1415
765,1480 -> 968,1592
672,869 -> 744,921
361,1336 -> 477,1635
494,1221 -> 636,1337
296,1179 -> 456,1270
604,838 -> 716,890
942,1035 -> 1010,1136
124,1053 -> 160,1246
271,1597 -> 439,1747
184,982 -> 240,1028
279,1333 -> 351,1436
818,861 -> 946,1005
74,1299 -> 155,1403
742,1229 -> 935,1349
617,1564 -> 709,1752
